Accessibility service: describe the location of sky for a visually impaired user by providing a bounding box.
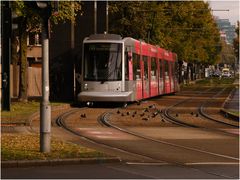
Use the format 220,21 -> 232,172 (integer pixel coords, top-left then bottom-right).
207,0 -> 240,25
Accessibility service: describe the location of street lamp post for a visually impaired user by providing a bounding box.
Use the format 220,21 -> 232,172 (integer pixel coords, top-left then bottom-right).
94,1 -> 97,34
25,1 -> 60,153
24,1 -> 53,153
40,18 -> 51,153
106,1 -> 109,33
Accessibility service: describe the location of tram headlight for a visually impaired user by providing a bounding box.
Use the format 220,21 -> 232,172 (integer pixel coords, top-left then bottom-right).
84,83 -> 88,90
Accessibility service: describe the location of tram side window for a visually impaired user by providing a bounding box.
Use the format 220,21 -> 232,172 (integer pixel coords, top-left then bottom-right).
133,53 -> 141,80
151,57 -> 157,80
159,59 -> 163,78
125,52 -> 129,80
164,60 -> 169,76
143,56 -> 148,80
168,62 -> 172,76
172,62 -> 175,77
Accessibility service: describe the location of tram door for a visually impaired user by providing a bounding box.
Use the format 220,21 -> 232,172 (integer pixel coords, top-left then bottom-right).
164,61 -> 171,93
142,56 -> 149,98
150,57 -> 158,97
158,59 -> 164,95
133,54 -> 142,100
170,62 -> 174,92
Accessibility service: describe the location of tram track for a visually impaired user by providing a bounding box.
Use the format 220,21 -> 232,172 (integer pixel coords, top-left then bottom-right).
55,108 -> 159,162
199,87 -> 239,127
99,112 -> 238,161
55,107 -> 239,179
198,87 -> 238,127
162,86 -> 239,135
51,85 -> 238,178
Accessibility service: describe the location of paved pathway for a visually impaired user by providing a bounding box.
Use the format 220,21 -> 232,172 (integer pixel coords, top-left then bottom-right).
224,87 -> 239,112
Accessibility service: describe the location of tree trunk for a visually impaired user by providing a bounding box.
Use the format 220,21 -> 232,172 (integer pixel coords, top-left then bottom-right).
178,61 -> 183,84
11,30 -> 19,64
18,18 -> 28,102
11,30 -> 19,97
186,65 -> 190,84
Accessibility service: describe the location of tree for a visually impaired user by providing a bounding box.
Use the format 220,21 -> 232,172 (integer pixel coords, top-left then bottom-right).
109,1 -> 221,82
109,1 -> 151,40
233,21 -> 239,62
109,1 -> 168,44
220,39 -> 236,67
109,1 -> 221,65
11,1 -> 82,102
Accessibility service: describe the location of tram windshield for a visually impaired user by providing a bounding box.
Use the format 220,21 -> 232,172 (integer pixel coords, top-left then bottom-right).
84,43 -> 122,81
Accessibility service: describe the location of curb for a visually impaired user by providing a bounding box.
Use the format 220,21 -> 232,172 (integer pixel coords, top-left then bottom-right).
1,157 -> 122,168
220,108 -> 239,122
220,88 -> 239,121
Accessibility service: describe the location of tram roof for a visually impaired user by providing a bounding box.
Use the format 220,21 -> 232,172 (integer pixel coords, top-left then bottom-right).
83,34 -> 177,61
88,34 -> 122,41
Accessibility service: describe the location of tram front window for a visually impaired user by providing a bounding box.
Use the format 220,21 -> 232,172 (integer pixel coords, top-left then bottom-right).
84,43 -> 122,81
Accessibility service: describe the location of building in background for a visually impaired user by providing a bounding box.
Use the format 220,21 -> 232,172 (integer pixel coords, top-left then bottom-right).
214,16 -> 237,74
215,17 -> 236,44
219,30 -> 227,42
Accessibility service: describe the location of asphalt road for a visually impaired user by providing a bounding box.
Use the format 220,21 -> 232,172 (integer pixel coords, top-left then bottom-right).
2,162 -> 239,179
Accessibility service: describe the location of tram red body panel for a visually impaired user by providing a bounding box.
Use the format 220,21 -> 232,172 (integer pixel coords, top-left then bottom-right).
135,41 -> 141,54
132,39 -> 177,99
136,80 -> 143,100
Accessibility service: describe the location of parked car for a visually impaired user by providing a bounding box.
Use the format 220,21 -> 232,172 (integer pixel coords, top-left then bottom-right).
213,71 -> 221,77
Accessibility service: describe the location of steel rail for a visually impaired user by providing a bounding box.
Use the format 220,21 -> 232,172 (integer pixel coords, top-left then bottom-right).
162,87 -> 216,127
53,86 -> 238,178
100,112 -> 239,161
55,108 -> 237,179
199,87 -> 239,128
55,109 -> 160,162
99,112 -> 238,179
163,87 -> 239,134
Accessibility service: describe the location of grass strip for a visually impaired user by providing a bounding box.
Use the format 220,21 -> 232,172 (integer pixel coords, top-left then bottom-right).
1,101 -> 68,123
225,110 -> 239,117
1,134 -> 108,161
195,77 -> 236,85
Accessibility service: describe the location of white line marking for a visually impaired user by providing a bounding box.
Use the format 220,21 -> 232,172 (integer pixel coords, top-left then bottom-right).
126,162 -> 169,165
126,162 -> 239,166
88,131 -> 113,135
185,162 -> 240,165
95,135 -> 118,139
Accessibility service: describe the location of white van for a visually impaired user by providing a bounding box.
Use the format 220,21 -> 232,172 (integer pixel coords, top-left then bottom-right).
222,68 -> 231,78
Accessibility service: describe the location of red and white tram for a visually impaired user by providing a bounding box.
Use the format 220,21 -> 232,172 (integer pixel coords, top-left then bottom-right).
78,34 -> 179,102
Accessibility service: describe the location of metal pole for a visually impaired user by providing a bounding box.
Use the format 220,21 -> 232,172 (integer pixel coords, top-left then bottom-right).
1,1 -> 11,111
94,1 -> 97,34
71,2 -> 76,98
106,1 -> 108,33
40,21 -> 51,153
71,3 -> 75,49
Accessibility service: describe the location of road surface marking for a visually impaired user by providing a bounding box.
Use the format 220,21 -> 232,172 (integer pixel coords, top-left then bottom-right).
126,162 -> 169,165
185,162 -> 239,165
